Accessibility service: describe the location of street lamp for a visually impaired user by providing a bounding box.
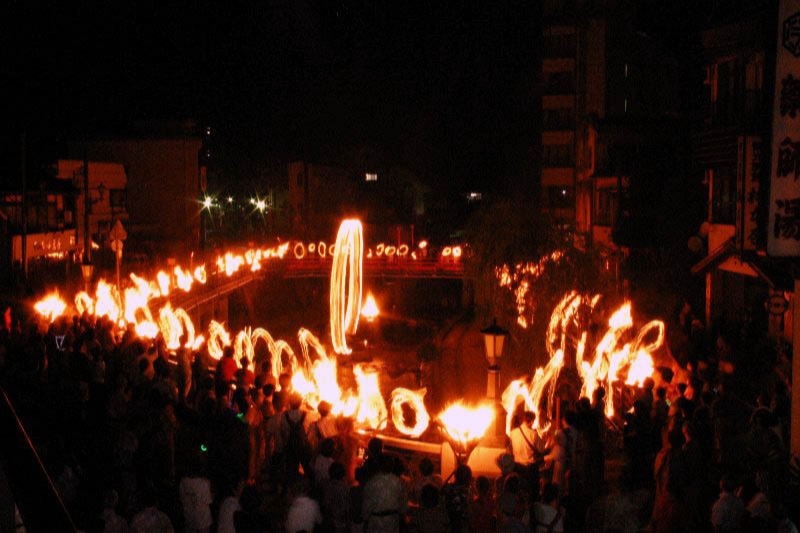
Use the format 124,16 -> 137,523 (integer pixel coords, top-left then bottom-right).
481,318 -> 508,438
81,262 -> 94,294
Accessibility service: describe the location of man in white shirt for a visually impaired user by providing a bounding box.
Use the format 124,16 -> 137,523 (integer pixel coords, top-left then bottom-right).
509,411 -> 541,466
285,477 -> 323,533
178,462 -> 214,533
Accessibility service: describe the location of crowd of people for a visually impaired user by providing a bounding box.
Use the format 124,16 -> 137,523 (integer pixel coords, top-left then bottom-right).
0,304 -> 799,532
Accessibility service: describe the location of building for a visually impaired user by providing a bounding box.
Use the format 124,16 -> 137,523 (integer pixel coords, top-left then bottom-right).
689,1 -> 790,336
0,177 -> 77,288
539,0 -> 685,281
54,160 -> 128,264
70,120 -> 205,258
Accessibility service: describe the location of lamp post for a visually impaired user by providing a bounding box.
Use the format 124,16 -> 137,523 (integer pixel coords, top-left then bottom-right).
481,318 -> 508,439
81,262 -> 94,295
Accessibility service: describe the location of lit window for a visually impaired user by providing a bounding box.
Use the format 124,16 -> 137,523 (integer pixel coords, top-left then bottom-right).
365,173 -> 378,182
467,192 -> 482,202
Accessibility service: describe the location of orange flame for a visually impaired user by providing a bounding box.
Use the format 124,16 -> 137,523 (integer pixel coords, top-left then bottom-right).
34,293 -> 67,323
330,219 -> 363,354
361,293 -> 379,321
353,365 -> 388,430
437,402 -> 494,448
390,388 -> 430,437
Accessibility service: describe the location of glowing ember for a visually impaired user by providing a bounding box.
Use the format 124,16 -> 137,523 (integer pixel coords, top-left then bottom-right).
34,293 -> 67,323
390,388 -> 430,437
329,219 -> 363,355
361,293 -> 379,321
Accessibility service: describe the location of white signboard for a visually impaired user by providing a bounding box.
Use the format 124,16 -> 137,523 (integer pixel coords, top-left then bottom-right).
769,0 -> 800,255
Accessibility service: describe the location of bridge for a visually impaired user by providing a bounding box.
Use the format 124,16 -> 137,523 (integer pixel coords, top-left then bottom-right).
282,257 -> 466,279
167,256 -> 467,313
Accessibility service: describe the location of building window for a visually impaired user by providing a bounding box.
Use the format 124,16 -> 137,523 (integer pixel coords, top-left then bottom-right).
546,186 -> 574,209
544,71 -> 575,95
543,144 -> 574,168
711,166 -> 736,224
595,188 -> 618,227
705,58 -> 740,125
744,55 -> 764,123
543,107 -> 574,130
365,173 -> 378,182
543,30 -> 576,58
110,189 -> 127,209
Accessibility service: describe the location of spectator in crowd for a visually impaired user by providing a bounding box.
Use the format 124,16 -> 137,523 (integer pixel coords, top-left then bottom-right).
285,476 -> 323,533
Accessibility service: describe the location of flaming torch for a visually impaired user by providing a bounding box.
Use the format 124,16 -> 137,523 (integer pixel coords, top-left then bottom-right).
436,402 -> 495,465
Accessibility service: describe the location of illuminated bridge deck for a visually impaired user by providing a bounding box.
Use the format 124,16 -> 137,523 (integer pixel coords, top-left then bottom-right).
283,258 -> 466,279
167,258 -> 466,311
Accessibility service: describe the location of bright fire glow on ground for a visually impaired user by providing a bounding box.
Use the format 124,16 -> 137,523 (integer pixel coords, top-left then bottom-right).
34,219 -> 668,446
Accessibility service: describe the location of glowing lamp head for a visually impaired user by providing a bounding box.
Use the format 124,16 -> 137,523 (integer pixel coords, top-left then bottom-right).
481,318 -> 508,365
202,196 -> 213,210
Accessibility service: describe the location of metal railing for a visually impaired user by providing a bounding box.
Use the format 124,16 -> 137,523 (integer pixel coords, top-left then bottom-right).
0,389 -> 77,532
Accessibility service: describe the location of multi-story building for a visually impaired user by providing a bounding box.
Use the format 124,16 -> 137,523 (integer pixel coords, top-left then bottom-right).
54,160 -> 128,262
540,0 -> 684,280
0,177 -> 77,287
70,120 -> 204,258
689,1 -> 787,334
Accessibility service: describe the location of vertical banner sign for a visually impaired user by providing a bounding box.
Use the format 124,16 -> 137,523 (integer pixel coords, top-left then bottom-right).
742,137 -> 761,251
770,0 -> 800,255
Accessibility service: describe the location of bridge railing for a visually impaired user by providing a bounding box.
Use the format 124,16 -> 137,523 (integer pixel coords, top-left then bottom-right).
283,257 -> 466,279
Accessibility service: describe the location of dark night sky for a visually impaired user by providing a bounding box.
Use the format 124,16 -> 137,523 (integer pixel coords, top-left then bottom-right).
2,0 -> 708,193
2,0 -> 542,193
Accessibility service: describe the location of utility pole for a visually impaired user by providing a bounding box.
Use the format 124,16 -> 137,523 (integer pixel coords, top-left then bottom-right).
81,142 -> 93,294
20,132 -> 27,286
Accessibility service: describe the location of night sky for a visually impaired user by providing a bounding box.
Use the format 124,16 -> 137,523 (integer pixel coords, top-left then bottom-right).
3,1 -> 540,192
3,0 -> 707,193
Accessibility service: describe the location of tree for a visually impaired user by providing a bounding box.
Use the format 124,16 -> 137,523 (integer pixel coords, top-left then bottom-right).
464,196 -> 612,373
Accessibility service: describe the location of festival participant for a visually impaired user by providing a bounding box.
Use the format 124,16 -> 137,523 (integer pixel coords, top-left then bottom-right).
215,346 -> 238,389
442,464 -> 473,533
496,473 -> 528,531
216,479 -> 244,533
130,488 -> 175,533
649,429 -> 686,533
541,429 -> 568,491
508,411 -> 544,499
235,356 -> 255,390
312,437 -> 337,486
308,400 -> 338,453
532,483 -> 564,533
362,454 -> 407,533
322,461 -> 351,533
469,475 -> 495,533
277,392 -> 312,481
409,484 -> 450,533
710,475 -> 744,532
99,489 -> 128,533
335,416 -> 360,483
178,452 -> 214,533
411,457 -> 443,504
285,476 -> 323,533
